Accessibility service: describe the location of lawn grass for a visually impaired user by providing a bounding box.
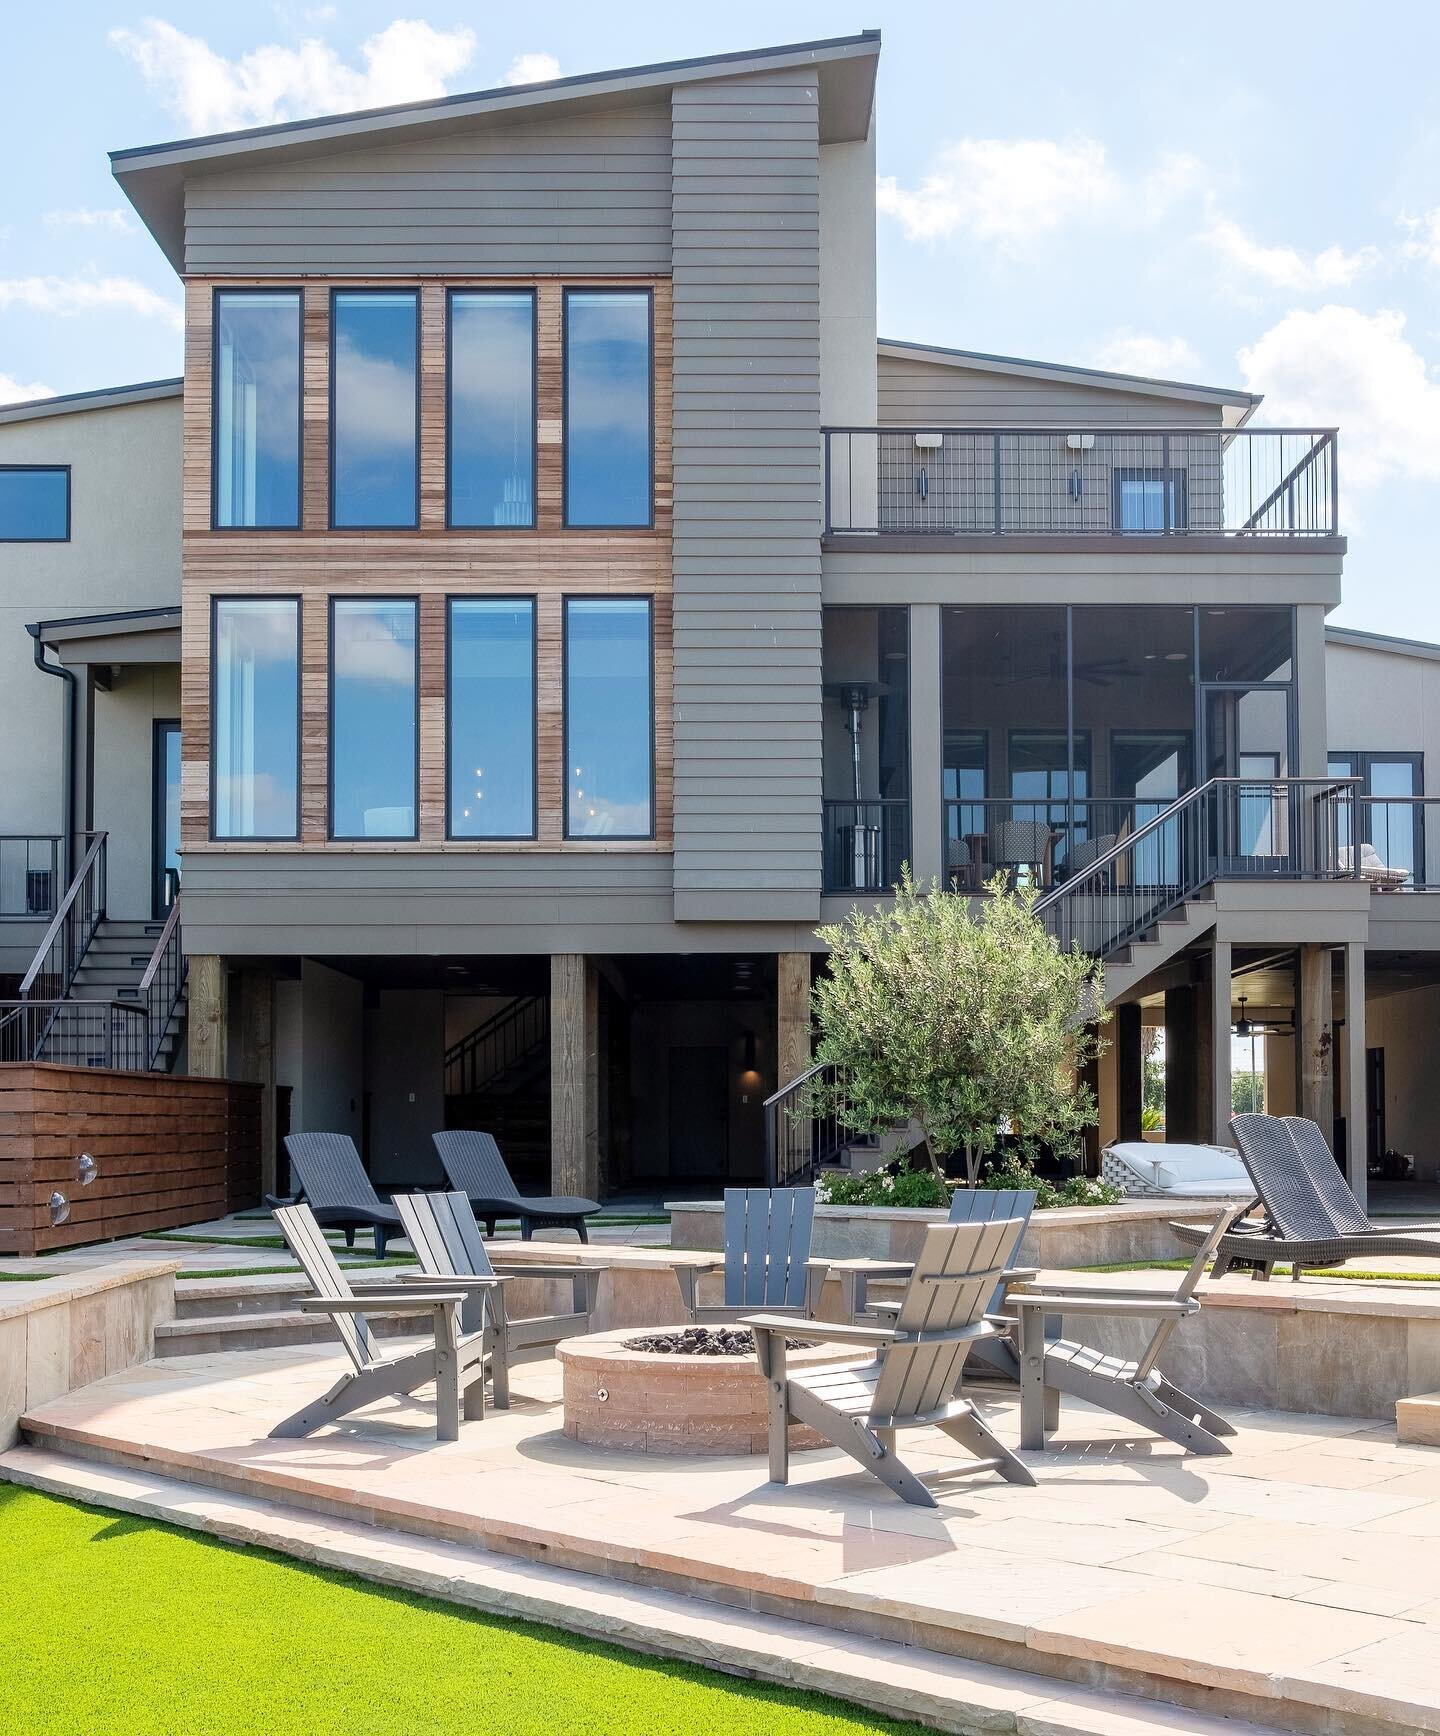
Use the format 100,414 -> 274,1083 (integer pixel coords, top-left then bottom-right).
0,1271 -> 50,1281
0,1488 -> 922,1736
1079,1257 -> 1440,1281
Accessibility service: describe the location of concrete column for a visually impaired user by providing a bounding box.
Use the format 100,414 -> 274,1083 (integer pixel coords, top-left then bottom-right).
777,953 -> 812,1088
907,603 -> 943,888
237,971 -> 276,1198
551,954 -> 598,1200
1344,941 -> 1368,1210
1164,985 -> 1198,1142
1210,938 -> 1233,1145
1294,604 -> 1329,777
1298,943 -> 1334,1133
1115,1002 -> 1143,1143
188,955 -> 228,1079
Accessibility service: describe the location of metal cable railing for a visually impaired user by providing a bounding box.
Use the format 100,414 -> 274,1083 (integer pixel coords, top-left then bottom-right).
138,895 -> 186,1069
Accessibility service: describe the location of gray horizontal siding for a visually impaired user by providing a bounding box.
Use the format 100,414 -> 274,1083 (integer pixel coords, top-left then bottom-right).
184,106 -> 672,274
670,68 -> 824,924
877,355 -> 1227,427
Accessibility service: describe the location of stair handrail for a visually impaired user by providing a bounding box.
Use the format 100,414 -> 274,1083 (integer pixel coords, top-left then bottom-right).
138,893 -> 186,1069
764,1059 -> 857,1187
19,830 -> 106,999
444,994 -> 549,1098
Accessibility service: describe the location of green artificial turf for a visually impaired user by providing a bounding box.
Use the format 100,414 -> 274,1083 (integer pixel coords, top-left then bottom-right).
0,1271 -> 50,1281
1079,1257 -> 1440,1281
0,1488 -> 922,1736
176,1258 -> 420,1280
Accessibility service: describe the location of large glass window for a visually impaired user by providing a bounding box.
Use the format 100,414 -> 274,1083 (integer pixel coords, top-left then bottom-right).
449,291 -> 535,528
212,598 -> 299,839
565,597 -> 653,838
331,290 -> 419,528
330,599 -> 418,839
0,466 -> 69,541
213,290 -> 301,529
448,599 -> 535,838
564,290 -> 652,528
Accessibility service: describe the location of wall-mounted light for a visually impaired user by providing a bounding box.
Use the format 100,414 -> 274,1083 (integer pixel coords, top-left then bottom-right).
49,1192 -> 70,1227
77,1154 -> 96,1186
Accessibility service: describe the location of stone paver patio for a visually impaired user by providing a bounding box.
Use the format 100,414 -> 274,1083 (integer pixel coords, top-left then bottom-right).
11,1339 -> 1440,1734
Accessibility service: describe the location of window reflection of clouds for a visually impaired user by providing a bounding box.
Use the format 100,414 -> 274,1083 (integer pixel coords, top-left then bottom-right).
450,292 -> 534,528
565,597 -> 652,837
331,599 -> 417,838
565,291 -> 651,528
332,291 -> 418,527
212,598 -> 298,839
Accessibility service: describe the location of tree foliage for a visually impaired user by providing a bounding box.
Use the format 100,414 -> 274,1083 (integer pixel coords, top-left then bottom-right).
810,872 -> 1107,1184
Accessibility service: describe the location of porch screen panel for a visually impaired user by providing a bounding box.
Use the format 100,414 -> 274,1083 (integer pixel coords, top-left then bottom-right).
213,291 -> 301,528
565,597 -> 653,838
212,598 -> 299,838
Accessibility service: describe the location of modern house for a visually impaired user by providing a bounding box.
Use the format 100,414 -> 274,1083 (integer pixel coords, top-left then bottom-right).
3,28 -> 1436,1231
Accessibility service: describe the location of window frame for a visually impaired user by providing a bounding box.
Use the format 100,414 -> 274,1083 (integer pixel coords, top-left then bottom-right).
328,286 -> 422,532
561,286 -> 656,532
210,285 -> 303,533
1113,466 -> 1188,535
562,592 -> 656,842
151,717 -> 182,919
0,463 -> 71,543
208,593 -> 303,844
445,287 -> 538,533
327,594 -> 421,842
444,593 -> 539,841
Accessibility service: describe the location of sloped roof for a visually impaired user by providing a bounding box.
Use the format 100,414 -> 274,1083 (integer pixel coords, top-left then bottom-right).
0,378 -> 182,426
1326,625 -> 1440,663
113,32 -> 882,272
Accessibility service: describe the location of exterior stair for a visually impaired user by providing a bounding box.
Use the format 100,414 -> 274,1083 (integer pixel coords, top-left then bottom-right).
155,1277 -> 423,1357
55,916 -> 187,1070
1100,891 -> 1218,1003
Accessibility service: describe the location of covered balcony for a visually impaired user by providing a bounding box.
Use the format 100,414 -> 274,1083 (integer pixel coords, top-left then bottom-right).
823,426 -> 1338,541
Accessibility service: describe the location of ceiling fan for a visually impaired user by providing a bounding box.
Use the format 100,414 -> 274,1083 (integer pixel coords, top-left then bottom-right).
993,651 -> 1129,687
1233,995 -> 1295,1037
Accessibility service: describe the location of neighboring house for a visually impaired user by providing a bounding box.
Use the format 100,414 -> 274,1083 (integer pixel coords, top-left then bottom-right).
3,29 -> 1421,1218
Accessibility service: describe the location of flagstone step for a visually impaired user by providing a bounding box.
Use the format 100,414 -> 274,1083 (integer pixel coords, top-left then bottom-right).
1396,1390 -> 1440,1446
154,1307 -> 420,1358
0,1445 -> 1285,1736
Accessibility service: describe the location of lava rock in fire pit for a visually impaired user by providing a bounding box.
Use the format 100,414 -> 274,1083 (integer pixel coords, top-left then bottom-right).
623,1326 -> 802,1356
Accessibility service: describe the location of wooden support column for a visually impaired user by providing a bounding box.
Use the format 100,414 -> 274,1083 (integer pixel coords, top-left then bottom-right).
551,954 -> 599,1200
1298,943 -> 1334,1134
1210,938 -> 1232,1146
1115,1002 -> 1143,1144
777,953 -> 812,1088
237,970 -> 277,1199
1344,941 -> 1368,1210
188,954 -> 228,1079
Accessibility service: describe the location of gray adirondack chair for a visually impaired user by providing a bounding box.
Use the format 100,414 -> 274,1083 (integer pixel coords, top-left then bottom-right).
744,1217 -> 1035,1508
682,1186 -> 824,1321
269,1131 -> 403,1257
432,1129 -> 600,1241
394,1190 -> 601,1404
1007,1203 -> 1243,1454
270,1203 -> 496,1441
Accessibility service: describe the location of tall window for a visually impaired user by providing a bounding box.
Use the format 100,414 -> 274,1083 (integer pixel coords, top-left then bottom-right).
448,291 -> 535,528
448,599 -> 536,838
213,290 -> 301,529
212,598 -> 299,839
564,597 -> 652,838
330,599 -> 418,838
331,290 -> 419,528
0,466 -> 69,541
564,290 -> 652,528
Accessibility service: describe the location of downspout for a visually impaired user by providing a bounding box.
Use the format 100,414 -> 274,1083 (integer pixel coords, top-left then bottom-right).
26,622 -> 76,884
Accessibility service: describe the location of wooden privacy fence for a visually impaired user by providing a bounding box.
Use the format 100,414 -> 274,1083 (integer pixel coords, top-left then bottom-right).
0,1065 -> 260,1255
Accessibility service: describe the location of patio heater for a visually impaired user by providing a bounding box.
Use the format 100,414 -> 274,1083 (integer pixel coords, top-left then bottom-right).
834,682 -> 881,892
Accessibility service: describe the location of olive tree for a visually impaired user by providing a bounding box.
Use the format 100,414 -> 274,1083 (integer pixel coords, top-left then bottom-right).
810,872 -> 1106,1186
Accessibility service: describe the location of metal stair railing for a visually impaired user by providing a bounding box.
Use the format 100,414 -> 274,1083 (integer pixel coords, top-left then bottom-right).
138,894 -> 186,1070
4,832 -> 107,1062
444,994 -> 549,1099
0,999 -> 148,1070
763,1060 -> 881,1187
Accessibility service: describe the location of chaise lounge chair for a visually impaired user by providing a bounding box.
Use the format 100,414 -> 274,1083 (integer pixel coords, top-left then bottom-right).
683,1186 -> 826,1322
432,1129 -> 600,1241
393,1190 -> 601,1405
269,1131 -> 404,1257
270,1203 -> 497,1440
743,1216 -> 1036,1507
1171,1112 -> 1440,1281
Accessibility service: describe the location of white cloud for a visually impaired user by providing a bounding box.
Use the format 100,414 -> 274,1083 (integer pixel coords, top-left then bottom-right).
503,52 -> 560,87
110,16 -> 477,132
0,372 -> 55,405
1091,331 -> 1203,379
44,207 -> 135,233
1203,209 -> 1380,292
1238,305 -> 1440,490
0,275 -> 182,329
1399,207 -> 1440,271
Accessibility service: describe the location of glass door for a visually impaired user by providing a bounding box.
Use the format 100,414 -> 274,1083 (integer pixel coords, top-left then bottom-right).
1112,732 -> 1191,886
1203,686 -> 1291,870
152,720 -> 181,917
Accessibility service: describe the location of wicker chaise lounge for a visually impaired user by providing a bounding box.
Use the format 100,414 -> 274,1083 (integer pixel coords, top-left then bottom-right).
1171,1112 -> 1440,1281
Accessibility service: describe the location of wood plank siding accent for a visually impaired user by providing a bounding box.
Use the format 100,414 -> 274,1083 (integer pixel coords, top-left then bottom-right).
669,70 -> 823,922
876,354 -> 1227,427
0,1066 -> 260,1255
181,276 -> 673,856
183,105 -> 673,277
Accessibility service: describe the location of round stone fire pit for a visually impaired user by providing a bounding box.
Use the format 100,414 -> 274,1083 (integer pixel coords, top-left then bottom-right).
557,1325 -> 865,1456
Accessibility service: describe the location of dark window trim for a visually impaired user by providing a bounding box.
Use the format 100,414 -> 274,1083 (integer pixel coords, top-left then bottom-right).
328,287 -> 421,532
1112,466 -> 1188,534
210,285 -> 303,532
444,593 -> 539,841
561,285 -> 656,532
151,717 -> 181,919
562,592 -> 656,841
209,593 -> 302,843
0,463 -> 71,543
327,594 -> 421,842
445,287 -> 538,532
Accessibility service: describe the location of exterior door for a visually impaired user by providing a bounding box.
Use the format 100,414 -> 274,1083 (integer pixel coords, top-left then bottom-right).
152,719 -> 181,917
1202,686 -> 1291,868
667,1045 -> 729,1179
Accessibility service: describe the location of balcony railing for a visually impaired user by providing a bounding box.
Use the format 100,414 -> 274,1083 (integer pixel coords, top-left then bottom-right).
822,798 -> 912,893
1343,796 -> 1440,891
823,426 -> 1338,539
0,835 -> 62,919
0,1000 -> 149,1070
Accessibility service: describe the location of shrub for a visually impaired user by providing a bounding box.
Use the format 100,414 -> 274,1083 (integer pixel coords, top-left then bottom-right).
977,1151 -> 1122,1210
814,1164 -> 950,1208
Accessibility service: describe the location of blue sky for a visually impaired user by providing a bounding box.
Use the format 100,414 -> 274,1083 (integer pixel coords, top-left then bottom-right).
3,2 -> 1438,636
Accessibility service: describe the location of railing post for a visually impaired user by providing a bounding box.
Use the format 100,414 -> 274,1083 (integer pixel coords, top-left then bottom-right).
992,432 -> 1003,534
1329,433 -> 1339,535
